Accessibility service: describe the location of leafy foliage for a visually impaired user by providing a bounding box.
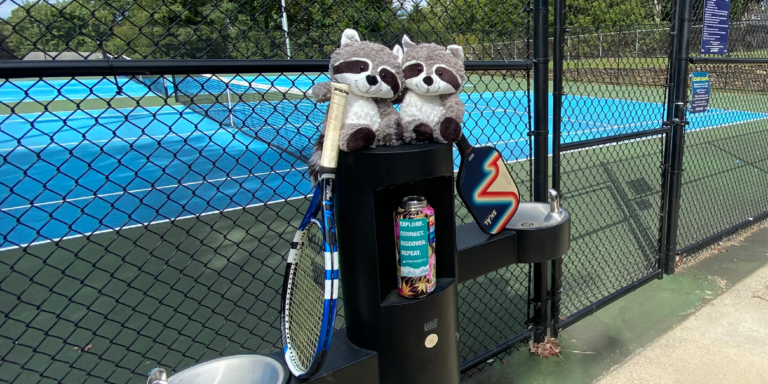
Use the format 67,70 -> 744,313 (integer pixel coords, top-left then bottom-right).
0,0 -> 764,60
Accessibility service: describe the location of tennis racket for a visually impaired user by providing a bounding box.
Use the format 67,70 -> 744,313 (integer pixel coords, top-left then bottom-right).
281,82 -> 349,378
455,133 -> 521,235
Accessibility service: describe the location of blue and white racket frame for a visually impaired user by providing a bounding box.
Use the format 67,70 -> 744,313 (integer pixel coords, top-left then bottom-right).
281,174 -> 340,379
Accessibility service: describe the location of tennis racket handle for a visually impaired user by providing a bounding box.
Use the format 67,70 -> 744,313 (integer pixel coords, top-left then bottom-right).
320,83 -> 351,169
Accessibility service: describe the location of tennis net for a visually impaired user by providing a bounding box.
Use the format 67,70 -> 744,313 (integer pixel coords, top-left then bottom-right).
134,74 -> 170,98
106,53 -> 170,98
172,74 -> 323,162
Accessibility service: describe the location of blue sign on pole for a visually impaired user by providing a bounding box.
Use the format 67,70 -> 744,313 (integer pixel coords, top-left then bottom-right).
690,72 -> 710,114
700,0 -> 731,54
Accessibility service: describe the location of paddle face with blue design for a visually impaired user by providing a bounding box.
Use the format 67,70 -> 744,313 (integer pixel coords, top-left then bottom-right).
455,135 -> 521,235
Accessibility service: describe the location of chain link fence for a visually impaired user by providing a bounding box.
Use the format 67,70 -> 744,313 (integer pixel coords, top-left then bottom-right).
677,0 -> 768,258
0,0 -> 535,382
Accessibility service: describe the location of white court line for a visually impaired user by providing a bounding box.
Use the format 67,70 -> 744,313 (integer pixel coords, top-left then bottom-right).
0,192 -> 313,252
2,166 -> 308,212
1,109 -> 187,124
0,129 -> 226,152
465,103 -> 616,127
562,119 -> 662,136
560,114 -> 768,154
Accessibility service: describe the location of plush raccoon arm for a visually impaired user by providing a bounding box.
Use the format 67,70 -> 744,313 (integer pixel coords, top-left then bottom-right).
440,93 -> 465,122
310,81 -> 332,103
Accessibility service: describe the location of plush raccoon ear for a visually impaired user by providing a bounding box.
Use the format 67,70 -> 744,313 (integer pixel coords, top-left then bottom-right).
341,29 -> 361,47
392,45 -> 404,63
447,45 -> 465,62
402,35 -> 417,52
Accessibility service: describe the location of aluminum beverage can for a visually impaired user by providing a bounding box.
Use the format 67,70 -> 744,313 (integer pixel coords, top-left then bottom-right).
394,196 -> 436,298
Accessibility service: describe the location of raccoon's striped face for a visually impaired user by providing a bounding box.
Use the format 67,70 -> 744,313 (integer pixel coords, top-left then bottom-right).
332,58 -> 401,98
402,61 -> 461,96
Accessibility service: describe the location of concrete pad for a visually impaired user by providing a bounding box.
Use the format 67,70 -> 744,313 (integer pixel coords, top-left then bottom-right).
596,243 -> 768,384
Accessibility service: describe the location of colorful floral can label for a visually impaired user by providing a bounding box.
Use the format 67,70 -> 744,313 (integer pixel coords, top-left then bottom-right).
394,196 -> 436,299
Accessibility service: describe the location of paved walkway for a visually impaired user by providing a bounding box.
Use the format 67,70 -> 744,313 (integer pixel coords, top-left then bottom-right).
596,237 -> 768,384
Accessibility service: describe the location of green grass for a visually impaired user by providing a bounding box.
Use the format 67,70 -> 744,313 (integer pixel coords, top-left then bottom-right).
0,95 -> 174,115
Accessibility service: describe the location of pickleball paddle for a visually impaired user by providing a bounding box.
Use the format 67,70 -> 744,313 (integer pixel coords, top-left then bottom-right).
455,134 -> 521,235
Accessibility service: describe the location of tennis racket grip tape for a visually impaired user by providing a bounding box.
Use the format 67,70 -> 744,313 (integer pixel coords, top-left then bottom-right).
319,83 -> 350,170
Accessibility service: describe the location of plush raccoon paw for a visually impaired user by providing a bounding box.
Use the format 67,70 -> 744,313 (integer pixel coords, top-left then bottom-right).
343,127 -> 376,151
437,117 -> 461,143
413,122 -> 434,142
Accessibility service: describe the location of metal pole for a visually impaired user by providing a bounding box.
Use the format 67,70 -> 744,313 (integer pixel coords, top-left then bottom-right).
599,33 -> 603,58
658,0 -> 683,273
550,0 -> 565,339
636,30 -> 640,57
280,0 -> 292,59
532,0 -> 550,344
664,0 -> 693,274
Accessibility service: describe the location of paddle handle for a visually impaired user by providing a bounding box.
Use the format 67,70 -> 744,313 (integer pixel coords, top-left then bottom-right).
456,134 -> 473,155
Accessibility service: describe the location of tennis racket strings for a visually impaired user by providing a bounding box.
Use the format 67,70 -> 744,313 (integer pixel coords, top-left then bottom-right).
284,219 -> 329,373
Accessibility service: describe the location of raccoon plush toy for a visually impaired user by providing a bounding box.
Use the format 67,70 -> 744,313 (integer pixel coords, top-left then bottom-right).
398,35 -> 466,144
308,29 -> 404,180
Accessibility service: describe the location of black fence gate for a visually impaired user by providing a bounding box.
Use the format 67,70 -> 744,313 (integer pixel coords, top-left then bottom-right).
547,0 -> 672,327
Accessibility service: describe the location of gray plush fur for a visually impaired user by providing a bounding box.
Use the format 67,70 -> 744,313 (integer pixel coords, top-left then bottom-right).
308,29 -> 404,181
398,35 -> 466,144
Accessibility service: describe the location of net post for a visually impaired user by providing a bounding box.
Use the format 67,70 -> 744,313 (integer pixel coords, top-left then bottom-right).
162,76 -> 169,98
172,74 -> 180,103
226,80 -> 234,127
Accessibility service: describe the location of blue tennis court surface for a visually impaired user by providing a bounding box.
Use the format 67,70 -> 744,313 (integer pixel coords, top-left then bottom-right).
0,78 -> 161,102
2,83 -> 767,248
0,74 -> 329,103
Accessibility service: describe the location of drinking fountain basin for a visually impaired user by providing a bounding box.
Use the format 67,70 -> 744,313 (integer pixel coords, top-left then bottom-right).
506,190 -> 571,263
148,354 -> 288,384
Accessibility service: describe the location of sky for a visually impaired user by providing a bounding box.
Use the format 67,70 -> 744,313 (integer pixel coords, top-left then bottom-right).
0,1 -> 22,19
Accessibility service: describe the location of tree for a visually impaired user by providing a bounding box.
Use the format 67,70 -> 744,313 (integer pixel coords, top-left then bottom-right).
0,32 -> 15,59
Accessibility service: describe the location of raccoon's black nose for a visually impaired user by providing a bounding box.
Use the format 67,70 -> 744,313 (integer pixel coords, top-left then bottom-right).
423,76 -> 434,86
365,75 -> 379,86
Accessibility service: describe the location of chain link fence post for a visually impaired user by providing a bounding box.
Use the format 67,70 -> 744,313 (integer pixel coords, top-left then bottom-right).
531,0 -> 551,344
664,0 -> 694,274
550,0 -> 566,340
